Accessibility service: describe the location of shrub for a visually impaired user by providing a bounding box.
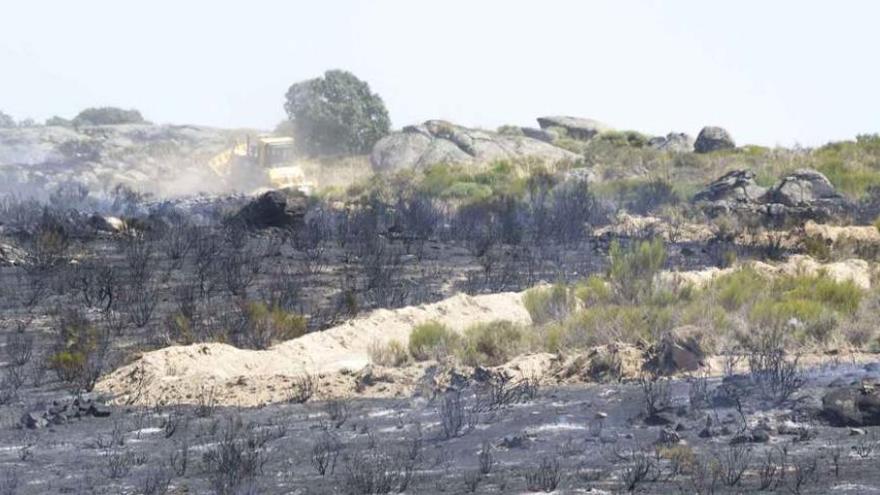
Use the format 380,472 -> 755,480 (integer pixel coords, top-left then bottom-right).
713,267 -> 768,311
565,303 -> 673,349
368,339 -> 409,367
524,456 -> 562,492
573,275 -> 612,306
781,274 -> 862,315
72,107 -> 145,126
235,301 -> 307,350
284,69 -> 390,155
459,320 -> 526,367
608,238 -> 667,302
523,284 -> 572,325
596,178 -> 680,215
408,321 -> 459,361
48,309 -> 108,392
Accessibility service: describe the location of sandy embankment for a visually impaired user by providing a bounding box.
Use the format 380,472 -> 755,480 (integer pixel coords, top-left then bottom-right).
97,255 -> 876,408
96,292 -> 531,407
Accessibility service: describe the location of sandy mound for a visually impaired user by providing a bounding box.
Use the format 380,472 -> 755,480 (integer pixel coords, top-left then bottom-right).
804,220 -> 880,244
657,255 -> 874,291
595,212 -> 714,243
96,292 -> 531,407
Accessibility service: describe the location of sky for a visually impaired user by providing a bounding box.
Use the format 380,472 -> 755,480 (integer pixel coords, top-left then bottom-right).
1,0 -> 878,147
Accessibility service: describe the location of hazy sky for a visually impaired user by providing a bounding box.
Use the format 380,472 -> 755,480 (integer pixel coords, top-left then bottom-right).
1,0 -> 878,146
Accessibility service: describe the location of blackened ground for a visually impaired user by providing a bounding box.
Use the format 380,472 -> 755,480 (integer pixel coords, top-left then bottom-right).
0,361 -> 878,494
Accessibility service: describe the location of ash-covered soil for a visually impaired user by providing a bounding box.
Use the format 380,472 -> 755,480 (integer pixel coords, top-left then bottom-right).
1,361 -> 879,494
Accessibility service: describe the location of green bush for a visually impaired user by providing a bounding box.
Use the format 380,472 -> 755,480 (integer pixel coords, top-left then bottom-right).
713,267 -> 769,311
523,284 -> 572,325
776,274 -> 863,315
409,321 -> 460,361
608,238 -> 667,302
459,320 -> 526,366
284,69 -> 390,155
49,310 -> 106,392
368,339 -> 409,367
72,107 -> 145,126
573,275 -> 613,306
237,301 -> 307,349
817,161 -> 880,199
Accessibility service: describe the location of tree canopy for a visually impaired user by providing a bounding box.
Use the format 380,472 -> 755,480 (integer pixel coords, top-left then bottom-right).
284,70 -> 391,155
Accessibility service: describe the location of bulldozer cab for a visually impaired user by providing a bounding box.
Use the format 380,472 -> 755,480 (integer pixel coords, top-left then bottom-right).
209,135 -> 314,192
248,136 -> 296,168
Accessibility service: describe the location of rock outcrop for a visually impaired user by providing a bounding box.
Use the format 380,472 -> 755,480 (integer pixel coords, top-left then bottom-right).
233,189 -> 308,230
648,132 -> 694,152
21,397 -> 111,429
693,168 -> 849,222
693,170 -> 767,205
645,326 -> 705,375
370,120 -> 579,172
766,168 -> 843,207
694,126 -> 735,153
0,124 -> 249,197
536,116 -> 612,140
821,383 -> 880,427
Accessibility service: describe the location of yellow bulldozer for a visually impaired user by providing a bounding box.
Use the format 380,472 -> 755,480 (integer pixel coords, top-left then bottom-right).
208,135 -> 315,192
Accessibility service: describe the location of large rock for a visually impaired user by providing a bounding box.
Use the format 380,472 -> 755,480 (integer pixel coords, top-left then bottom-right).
765,169 -> 843,207
693,170 -> 767,205
694,126 -> 735,153
536,116 -> 612,141
520,127 -> 558,143
821,383 -> 880,427
648,132 -> 694,152
645,325 -> 705,375
233,189 -> 308,230
370,120 -> 579,172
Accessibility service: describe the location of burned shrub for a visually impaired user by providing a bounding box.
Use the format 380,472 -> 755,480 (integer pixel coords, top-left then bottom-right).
524,456 -> 562,493
341,444 -> 417,495
438,389 -> 474,439
201,417 -> 270,495
311,431 -> 341,476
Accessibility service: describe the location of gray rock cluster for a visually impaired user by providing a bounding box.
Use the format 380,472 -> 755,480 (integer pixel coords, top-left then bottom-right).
370,120 -> 580,172
822,382 -> 880,427
693,168 -> 848,222
21,397 -> 111,429
648,132 -> 695,152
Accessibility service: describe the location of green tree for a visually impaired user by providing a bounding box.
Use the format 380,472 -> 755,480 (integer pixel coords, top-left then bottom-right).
0,110 -> 15,128
72,107 -> 145,126
284,69 -> 391,155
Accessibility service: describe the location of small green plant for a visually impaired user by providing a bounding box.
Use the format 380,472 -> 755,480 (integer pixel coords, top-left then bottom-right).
237,301 -> 307,349
409,321 -> 460,361
368,339 -> 409,367
48,309 -> 108,393
459,320 -> 526,367
608,238 -> 667,302
523,284 -> 572,325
